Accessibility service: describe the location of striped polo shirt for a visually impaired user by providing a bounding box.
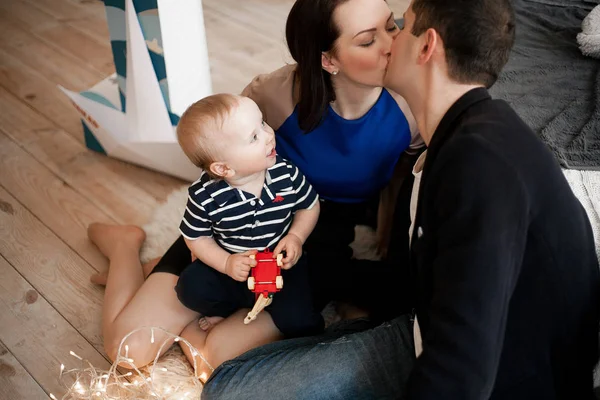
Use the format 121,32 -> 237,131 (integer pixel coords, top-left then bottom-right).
179,155 -> 318,253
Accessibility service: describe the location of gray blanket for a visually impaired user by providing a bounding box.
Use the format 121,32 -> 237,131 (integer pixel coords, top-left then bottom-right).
489,0 -> 600,170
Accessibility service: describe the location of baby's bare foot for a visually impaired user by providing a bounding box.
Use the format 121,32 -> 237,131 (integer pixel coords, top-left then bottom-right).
198,316 -> 224,332
88,223 -> 146,259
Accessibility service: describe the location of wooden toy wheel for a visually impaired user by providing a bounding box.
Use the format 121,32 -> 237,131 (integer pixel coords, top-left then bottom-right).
276,275 -> 283,289
249,254 -> 256,267
276,253 -> 283,267
247,277 -> 255,290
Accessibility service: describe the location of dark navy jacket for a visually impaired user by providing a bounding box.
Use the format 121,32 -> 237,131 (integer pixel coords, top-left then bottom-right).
407,88 -> 600,399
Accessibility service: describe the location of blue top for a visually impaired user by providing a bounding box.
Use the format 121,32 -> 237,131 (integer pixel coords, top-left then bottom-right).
275,89 -> 412,203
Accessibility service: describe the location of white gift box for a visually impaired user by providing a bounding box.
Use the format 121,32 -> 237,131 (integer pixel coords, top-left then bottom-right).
59,0 -> 211,181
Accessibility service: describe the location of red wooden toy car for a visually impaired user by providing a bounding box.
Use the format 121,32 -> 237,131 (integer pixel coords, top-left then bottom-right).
244,250 -> 283,324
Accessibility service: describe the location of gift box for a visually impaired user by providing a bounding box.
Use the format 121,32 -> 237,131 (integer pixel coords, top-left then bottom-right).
59,0 -> 211,181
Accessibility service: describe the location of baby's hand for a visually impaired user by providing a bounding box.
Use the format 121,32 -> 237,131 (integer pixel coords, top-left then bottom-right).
225,250 -> 258,281
273,233 -> 302,270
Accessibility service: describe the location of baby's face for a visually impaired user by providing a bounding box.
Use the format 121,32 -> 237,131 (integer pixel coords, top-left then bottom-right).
214,97 -> 277,178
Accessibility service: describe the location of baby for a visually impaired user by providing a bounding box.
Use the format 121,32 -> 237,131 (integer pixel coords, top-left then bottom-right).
175,93 -> 324,339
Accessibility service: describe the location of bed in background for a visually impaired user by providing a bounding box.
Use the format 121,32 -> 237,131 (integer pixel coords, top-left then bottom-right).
490,0 -> 599,170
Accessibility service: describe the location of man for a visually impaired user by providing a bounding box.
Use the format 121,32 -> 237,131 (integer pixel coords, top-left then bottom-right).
384,0 -> 600,398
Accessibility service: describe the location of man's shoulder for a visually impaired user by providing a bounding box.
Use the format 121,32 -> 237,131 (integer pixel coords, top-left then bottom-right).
430,132 -> 524,192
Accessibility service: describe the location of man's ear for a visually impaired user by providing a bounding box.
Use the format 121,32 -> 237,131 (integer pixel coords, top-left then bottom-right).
321,52 -> 338,75
417,28 -> 439,65
209,161 -> 235,178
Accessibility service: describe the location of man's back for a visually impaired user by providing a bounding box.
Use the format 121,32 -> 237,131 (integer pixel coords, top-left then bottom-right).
409,88 -> 600,399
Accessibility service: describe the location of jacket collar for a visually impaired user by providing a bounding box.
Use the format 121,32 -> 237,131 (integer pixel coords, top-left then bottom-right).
411,88 -> 491,241
427,87 -> 490,158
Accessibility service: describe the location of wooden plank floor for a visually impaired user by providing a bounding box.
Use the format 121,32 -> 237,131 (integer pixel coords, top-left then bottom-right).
0,0 -> 410,397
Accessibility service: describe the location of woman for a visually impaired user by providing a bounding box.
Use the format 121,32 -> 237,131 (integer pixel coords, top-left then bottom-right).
89,0 -> 421,387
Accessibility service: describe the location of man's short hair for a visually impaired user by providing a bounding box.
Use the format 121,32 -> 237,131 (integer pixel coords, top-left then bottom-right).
411,0 -> 515,88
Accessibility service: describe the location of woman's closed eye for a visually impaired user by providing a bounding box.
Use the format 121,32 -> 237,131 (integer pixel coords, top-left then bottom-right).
359,37 -> 375,47
359,26 -> 398,47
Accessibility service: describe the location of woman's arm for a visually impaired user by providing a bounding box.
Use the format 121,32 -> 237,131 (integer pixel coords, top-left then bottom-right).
377,90 -> 424,258
377,151 -> 421,258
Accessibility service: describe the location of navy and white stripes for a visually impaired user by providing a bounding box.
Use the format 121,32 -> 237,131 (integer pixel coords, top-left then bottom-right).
179,155 -> 318,253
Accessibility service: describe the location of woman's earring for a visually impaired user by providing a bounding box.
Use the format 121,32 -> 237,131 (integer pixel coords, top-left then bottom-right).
331,70 -> 338,75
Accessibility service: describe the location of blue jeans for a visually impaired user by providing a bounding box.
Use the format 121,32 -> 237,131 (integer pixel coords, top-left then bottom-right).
202,314 -> 415,399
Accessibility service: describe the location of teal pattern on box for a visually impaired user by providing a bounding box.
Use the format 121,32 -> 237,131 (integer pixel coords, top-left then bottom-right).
82,120 -> 107,155
101,0 -> 173,122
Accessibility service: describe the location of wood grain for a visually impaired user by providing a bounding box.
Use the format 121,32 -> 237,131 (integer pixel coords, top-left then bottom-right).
0,186 -> 106,350
0,88 -> 174,225
0,340 -> 48,400
0,130 -> 111,271
0,253 -> 110,397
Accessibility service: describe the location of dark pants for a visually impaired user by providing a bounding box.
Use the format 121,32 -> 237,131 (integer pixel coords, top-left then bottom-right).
175,255 -> 324,338
305,169 -> 415,322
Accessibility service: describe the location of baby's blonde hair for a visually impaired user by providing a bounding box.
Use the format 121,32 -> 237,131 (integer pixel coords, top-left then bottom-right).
177,93 -> 241,175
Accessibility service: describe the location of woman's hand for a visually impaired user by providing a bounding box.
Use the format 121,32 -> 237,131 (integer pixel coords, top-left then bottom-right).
273,233 -> 303,269
225,250 -> 258,281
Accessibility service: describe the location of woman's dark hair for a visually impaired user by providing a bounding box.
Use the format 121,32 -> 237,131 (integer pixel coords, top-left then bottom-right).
286,0 -> 349,132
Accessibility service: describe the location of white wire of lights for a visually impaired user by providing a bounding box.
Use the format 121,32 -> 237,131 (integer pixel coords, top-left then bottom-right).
49,326 -> 213,399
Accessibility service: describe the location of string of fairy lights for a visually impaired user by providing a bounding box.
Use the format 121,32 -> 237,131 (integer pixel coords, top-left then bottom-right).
48,326 -> 212,399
